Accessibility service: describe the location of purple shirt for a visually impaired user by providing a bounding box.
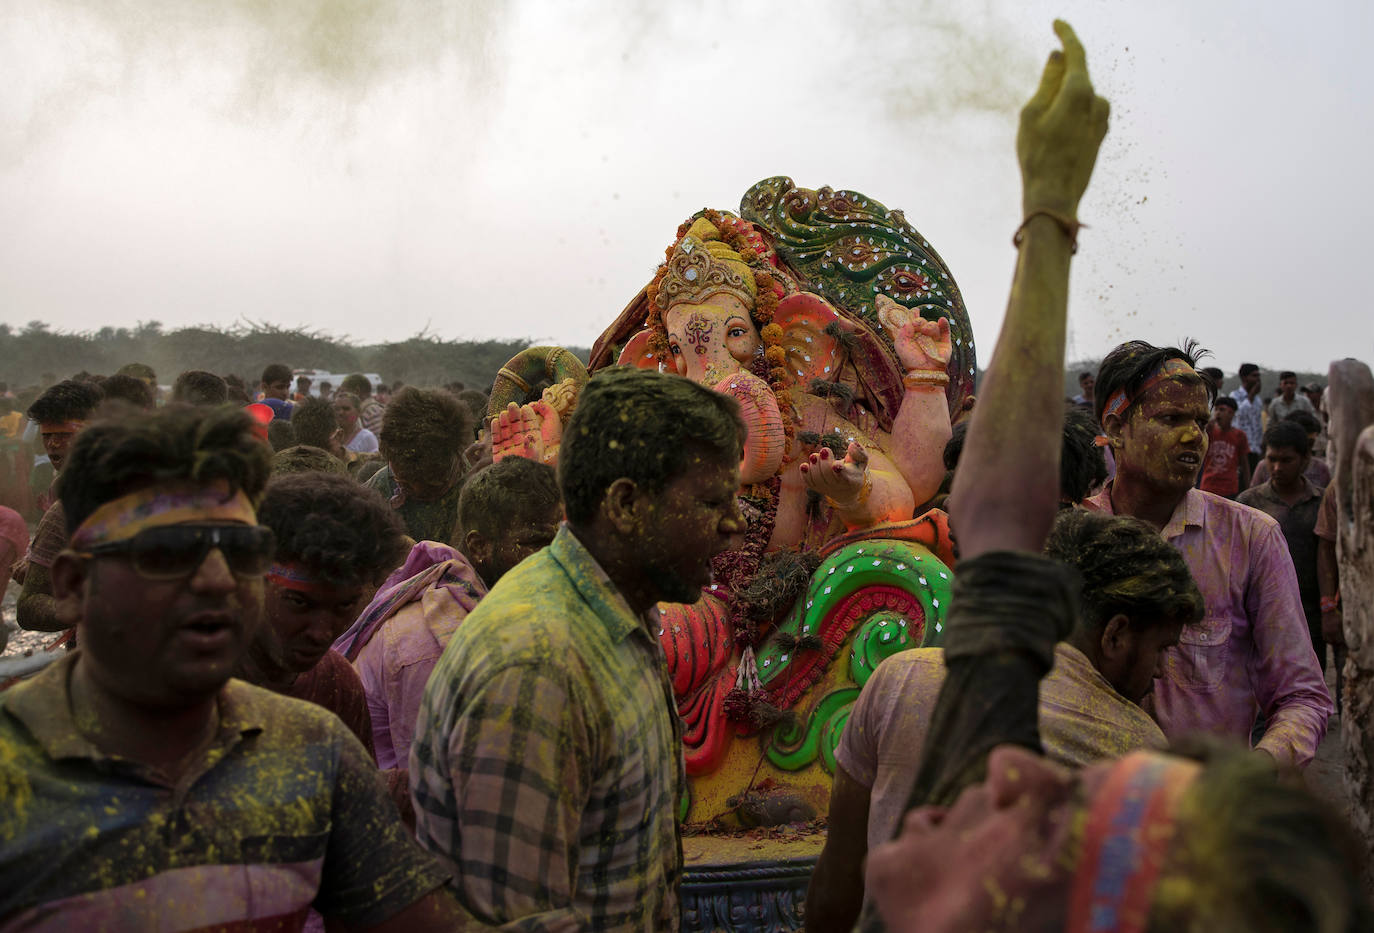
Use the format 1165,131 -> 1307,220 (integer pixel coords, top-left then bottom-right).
1085,486 -> 1331,767
334,542 -> 488,770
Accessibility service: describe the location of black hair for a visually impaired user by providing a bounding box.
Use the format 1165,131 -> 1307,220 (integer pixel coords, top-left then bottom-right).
290,398 -> 338,450
1279,371 -> 1297,381
1238,363 -> 1259,378
1045,509 -> 1204,636
1061,408 -> 1108,506
458,457 -> 561,542
942,421 -> 969,472
172,370 -> 229,406
559,368 -> 745,525
1262,421 -> 1311,458
1078,371 -> 1093,382
378,386 -> 473,470
271,445 -> 348,476
258,472 -> 406,587
1282,409 -> 1322,436
1212,395 -> 1238,411
28,380 -> 104,425
60,404 -> 271,534
1094,340 -> 1215,423
261,363 -> 292,386
457,389 -> 490,431
267,419 -> 296,452
115,362 -> 156,383
340,374 -> 372,398
98,374 -> 154,410
942,411 -> 1104,505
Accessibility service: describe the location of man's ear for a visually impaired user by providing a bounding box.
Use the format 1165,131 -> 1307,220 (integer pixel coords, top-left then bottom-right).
602,477 -> 641,535
50,551 -> 88,629
1099,613 -> 1133,662
463,529 -> 490,567
1101,410 -> 1126,448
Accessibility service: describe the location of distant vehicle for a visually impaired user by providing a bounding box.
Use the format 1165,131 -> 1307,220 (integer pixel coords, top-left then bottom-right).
291,370 -> 383,398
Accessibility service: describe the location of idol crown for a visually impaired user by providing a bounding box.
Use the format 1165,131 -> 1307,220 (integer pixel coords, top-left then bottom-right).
653,236 -> 755,312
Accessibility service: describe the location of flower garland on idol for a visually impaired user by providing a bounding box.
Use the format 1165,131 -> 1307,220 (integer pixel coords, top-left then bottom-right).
643,210 -> 820,729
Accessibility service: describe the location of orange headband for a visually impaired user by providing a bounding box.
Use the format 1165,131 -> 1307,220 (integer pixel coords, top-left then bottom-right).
1100,358 -> 1197,421
70,485 -> 257,549
1066,751 -> 1200,933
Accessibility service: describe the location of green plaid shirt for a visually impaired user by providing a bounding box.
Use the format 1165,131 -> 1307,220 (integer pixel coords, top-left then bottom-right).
410,525 -> 684,931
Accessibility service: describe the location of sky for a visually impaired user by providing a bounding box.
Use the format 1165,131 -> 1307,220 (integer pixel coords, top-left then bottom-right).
2,0 -> 1371,373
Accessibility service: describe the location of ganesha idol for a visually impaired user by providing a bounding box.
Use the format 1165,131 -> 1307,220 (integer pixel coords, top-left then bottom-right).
489,177 -> 976,827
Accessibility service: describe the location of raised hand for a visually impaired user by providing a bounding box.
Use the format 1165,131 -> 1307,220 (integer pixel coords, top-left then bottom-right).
876,295 -> 952,373
491,400 -> 560,465
488,378 -> 580,466
1017,20 -> 1110,221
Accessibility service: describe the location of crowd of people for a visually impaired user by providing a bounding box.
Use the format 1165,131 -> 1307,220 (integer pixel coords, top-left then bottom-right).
0,19 -> 1370,933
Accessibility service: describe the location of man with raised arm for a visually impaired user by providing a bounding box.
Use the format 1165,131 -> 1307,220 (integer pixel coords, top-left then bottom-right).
856,23 -> 1364,933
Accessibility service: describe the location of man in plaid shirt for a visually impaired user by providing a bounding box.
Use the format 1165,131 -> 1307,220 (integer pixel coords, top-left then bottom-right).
410,367 -> 747,930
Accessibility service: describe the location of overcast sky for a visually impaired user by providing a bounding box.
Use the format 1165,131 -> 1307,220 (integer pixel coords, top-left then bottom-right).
3,0 -> 1370,373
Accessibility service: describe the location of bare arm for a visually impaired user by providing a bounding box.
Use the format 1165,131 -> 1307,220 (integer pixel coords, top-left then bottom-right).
804,766 -> 873,933
17,562 -> 64,631
1317,535 -> 1343,646
948,22 -> 1109,558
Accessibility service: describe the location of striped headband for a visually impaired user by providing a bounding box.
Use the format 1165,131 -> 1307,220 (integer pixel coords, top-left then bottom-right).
70,485 -> 257,549
265,562 -> 333,594
1066,751 -> 1201,933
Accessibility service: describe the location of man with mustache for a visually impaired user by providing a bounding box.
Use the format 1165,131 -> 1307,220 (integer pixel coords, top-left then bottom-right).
0,405 -> 460,930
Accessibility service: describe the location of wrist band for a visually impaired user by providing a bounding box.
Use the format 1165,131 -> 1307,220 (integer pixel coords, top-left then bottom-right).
1013,210 -> 1084,254
1321,594 -> 1340,612
903,369 -> 950,389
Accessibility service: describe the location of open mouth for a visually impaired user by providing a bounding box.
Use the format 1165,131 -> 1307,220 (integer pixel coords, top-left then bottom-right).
1177,452 -> 1201,468
180,613 -> 236,647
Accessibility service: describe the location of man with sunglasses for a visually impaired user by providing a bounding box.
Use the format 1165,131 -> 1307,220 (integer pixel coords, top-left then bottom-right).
0,405 -> 460,930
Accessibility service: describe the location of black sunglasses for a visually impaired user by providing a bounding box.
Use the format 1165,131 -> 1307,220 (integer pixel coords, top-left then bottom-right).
76,524 -> 276,580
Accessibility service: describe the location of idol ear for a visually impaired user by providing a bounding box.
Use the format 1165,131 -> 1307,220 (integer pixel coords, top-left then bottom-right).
772,293 -> 845,387
618,329 -> 680,374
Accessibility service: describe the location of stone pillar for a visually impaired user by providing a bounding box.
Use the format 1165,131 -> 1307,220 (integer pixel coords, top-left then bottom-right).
1328,359 -> 1374,891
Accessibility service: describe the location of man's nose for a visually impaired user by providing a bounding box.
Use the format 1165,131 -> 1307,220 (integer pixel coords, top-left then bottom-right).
190,547 -> 238,592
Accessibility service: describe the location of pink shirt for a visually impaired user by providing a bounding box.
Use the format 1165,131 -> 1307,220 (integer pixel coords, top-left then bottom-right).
1084,486 -> 1331,767
837,644 -> 1166,850
354,587 -> 474,769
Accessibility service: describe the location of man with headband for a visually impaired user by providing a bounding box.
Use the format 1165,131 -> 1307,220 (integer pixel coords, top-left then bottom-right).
15,378 -> 103,633
1086,341 -> 1330,766
858,22 -> 1365,933
0,405 -> 461,930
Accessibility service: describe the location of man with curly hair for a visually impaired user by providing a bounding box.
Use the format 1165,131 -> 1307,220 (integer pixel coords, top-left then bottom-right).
0,405 -> 459,929
366,386 -> 474,543
242,472 -> 408,758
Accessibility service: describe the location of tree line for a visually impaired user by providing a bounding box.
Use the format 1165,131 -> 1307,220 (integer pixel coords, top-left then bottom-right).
0,321 -> 590,391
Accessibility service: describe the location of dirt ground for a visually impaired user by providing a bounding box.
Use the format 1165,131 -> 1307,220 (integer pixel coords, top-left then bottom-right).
1304,652 -> 1352,822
